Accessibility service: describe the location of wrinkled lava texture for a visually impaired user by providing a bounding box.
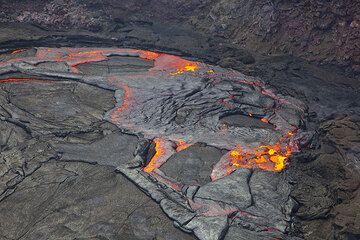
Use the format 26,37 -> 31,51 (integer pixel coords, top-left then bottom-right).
0,21 -> 359,240
0,47 -> 304,178
0,47 -> 300,240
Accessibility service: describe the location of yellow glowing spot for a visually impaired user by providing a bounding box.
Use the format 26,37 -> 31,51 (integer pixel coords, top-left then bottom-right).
207,69 -> 215,73
170,63 -> 199,75
184,65 -> 197,71
274,161 -> 285,171
230,151 -> 241,158
268,149 -> 276,155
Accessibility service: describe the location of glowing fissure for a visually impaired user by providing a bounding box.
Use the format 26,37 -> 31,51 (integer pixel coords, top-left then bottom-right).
10,49 -> 28,54
142,138 -> 192,173
143,138 -> 175,172
108,77 -> 131,121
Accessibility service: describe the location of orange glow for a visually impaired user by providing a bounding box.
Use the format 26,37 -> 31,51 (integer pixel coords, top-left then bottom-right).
228,133 -> 294,172
170,62 -> 199,75
108,77 -> 132,122
261,118 -> 269,124
143,139 -> 189,172
5,47 -> 201,77
144,138 -> 168,172
149,54 -> 199,75
175,139 -> 192,152
139,51 -> 160,60
11,49 -> 27,54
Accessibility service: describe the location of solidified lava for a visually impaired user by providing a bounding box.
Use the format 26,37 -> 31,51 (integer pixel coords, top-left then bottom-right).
0,47 -> 305,179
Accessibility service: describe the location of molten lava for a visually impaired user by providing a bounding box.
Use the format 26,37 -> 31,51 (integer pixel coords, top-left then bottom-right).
143,138 -> 192,173
170,64 -> 198,75
139,51 -> 160,60
150,54 -> 200,75
143,138 -> 174,172
107,77 -> 132,122
229,142 -> 291,172
211,130 -> 296,180
170,63 -> 198,75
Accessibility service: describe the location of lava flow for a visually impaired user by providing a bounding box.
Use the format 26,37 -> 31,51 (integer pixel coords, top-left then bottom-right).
0,47 -> 303,180
143,138 -> 192,172
143,138 -> 175,172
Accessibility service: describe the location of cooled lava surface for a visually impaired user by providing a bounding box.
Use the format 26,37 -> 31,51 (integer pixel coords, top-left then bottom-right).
0,48 -> 304,177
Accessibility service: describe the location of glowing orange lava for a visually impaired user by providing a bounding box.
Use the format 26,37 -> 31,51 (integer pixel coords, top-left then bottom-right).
143,138 -> 169,172
170,63 -> 199,75
143,138 -> 191,173
139,51 -> 160,60
108,77 -> 132,122
150,54 -> 200,75
227,131 -> 295,173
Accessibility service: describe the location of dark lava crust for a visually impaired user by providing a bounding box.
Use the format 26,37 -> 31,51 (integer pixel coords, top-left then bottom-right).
0,22 -> 359,240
